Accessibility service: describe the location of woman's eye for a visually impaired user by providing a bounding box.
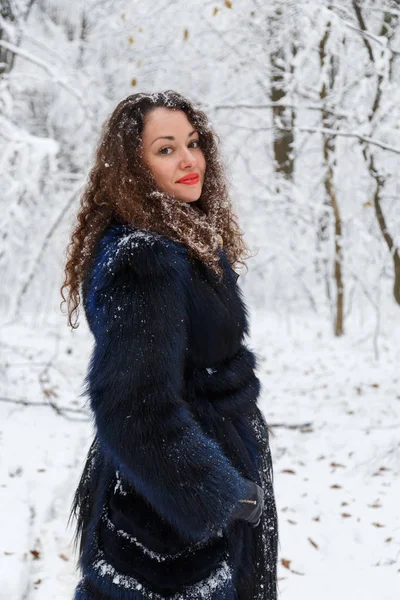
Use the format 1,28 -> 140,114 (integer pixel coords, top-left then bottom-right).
158,140 -> 200,155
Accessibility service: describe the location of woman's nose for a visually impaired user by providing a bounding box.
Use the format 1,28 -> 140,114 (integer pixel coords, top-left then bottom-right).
179,147 -> 196,167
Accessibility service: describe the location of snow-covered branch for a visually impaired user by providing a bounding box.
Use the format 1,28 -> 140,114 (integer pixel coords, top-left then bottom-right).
0,39 -> 83,101
276,124 -> 400,154
211,102 -> 350,120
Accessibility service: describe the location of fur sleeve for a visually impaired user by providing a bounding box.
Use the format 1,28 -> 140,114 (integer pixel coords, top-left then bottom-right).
82,224 -> 250,544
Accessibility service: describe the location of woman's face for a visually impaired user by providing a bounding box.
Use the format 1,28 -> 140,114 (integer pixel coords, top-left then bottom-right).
141,107 -> 206,203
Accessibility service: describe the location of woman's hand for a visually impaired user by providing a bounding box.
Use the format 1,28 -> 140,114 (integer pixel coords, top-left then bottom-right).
231,479 -> 264,527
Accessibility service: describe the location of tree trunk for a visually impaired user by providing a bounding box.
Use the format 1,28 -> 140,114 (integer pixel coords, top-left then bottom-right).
319,22 -> 344,336
0,1 -> 16,75
269,9 -> 295,180
371,156 -> 400,304
0,1 -> 36,76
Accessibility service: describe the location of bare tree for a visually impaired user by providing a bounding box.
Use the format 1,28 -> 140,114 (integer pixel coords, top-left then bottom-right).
319,21 -> 344,336
352,1 -> 400,305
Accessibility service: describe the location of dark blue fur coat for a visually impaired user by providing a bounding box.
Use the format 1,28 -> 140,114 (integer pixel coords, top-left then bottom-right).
71,221 -> 278,600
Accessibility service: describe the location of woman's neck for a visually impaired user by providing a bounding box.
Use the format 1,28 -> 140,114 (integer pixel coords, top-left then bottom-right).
190,201 -> 206,217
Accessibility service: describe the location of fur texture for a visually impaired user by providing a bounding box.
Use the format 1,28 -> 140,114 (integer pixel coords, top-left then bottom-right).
71,222 -> 278,599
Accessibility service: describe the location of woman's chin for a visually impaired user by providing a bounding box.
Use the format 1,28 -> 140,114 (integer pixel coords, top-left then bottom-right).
183,189 -> 203,203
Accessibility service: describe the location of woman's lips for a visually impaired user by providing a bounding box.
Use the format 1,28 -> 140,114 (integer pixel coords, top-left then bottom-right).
177,174 -> 199,185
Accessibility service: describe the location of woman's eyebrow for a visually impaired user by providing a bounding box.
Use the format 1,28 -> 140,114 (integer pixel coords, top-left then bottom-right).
151,130 -> 197,146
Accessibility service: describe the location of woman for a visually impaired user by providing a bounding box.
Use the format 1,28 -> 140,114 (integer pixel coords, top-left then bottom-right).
61,90 -> 278,600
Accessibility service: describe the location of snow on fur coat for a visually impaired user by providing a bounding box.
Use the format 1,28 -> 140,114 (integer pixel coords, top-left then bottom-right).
71,220 -> 278,600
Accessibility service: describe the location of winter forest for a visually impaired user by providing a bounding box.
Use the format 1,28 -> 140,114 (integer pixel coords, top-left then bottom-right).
1,0 -> 399,598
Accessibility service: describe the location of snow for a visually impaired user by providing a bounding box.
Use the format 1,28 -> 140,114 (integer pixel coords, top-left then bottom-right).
117,230 -> 162,249
89,522 -> 232,598
90,553 -> 231,598
250,307 -> 400,599
0,320 -> 93,599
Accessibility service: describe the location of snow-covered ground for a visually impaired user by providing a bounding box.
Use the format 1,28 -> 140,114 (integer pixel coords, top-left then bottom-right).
252,308 -> 400,599
0,319 -> 93,599
1,308 -> 399,599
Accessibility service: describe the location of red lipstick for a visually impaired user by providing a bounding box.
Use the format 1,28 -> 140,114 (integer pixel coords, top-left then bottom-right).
177,173 -> 199,185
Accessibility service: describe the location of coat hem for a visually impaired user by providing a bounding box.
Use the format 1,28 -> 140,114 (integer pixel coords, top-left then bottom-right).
75,531 -> 237,599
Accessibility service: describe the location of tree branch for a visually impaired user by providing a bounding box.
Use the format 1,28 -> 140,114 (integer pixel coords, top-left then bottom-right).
210,101 -> 350,119
0,39 -> 83,101
0,396 -> 89,421
14,186 -> 81,317
276,124 -> 400,154
351,1 -> 376,62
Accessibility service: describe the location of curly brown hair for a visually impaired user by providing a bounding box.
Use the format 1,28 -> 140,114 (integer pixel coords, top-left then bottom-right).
60,90 -> 251,329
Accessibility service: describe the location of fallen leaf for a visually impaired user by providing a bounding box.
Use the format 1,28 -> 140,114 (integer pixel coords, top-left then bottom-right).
287,519 -> 297,525
330,484 -> 342,489
385,537 -> 392,543
341,501 -> 349,506
59,553 -> 69,561
281,558 -> 291,569
224,0 -> 232,7
4,551 -> 14,556
312,516 -> 320,522
371,383 -> 379,388
34,579 -> 41,585
30,549 -> 40,560
372,522 -> 384,528
308,537 -> 319,549
9,466 -> 23,478
368,503 -> 382,508
128,36 -> 134,44
341,513 -> 352,518
183,29 -> 189,40
131,78 -> 137,87
213,7 -> 219,15
330,462 -> 345,468
281,469 -> 296,474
